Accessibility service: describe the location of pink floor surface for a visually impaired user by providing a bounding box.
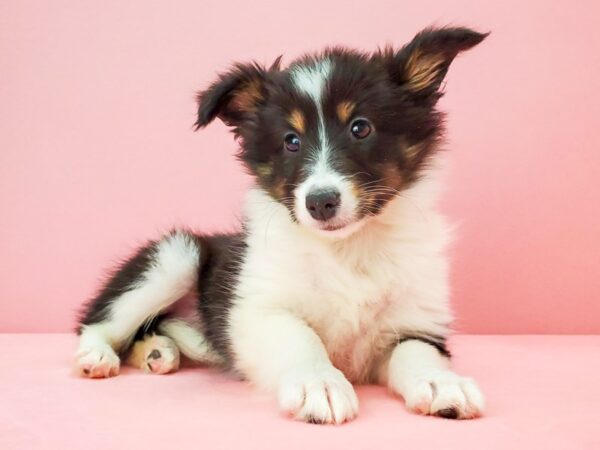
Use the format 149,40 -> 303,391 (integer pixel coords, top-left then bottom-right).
1,334 -> 598,450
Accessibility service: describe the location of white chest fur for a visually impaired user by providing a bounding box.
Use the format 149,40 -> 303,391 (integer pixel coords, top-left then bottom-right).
231,176 -> 454,383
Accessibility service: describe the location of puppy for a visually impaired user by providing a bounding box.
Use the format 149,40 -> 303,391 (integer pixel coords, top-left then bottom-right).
75,26 -> 487,424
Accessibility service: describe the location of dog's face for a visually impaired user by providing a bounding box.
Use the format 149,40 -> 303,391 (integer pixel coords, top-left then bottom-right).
196,27 -> 486,237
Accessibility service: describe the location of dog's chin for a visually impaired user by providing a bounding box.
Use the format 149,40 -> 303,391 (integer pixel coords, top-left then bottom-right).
301,217 -> 368,240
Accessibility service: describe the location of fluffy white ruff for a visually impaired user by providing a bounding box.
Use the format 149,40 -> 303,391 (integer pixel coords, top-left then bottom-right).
227,172 -> 483,423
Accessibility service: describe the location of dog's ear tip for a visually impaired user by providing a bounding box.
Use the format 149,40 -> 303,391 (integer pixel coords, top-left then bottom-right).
193,106 -> 212,130
193,111 -> 216,130
469,29 -> 491,44
270,55 -> 284,71
421,26 -> 490,44
425,26 -> 490,52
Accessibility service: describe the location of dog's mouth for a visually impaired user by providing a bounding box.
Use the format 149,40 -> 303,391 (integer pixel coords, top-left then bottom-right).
321,222 -> 347,232
306,215 -> 368,238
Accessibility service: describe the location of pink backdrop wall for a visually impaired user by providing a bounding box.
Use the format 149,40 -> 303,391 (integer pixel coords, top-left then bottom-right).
1,1 -> 599,333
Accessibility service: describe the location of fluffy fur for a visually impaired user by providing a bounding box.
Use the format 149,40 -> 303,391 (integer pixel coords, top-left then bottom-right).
75,26 -> 488,424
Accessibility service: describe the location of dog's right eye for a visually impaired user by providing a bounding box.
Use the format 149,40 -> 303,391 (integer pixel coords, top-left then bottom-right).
350,118 -> 372,139
284,133 -> 301,152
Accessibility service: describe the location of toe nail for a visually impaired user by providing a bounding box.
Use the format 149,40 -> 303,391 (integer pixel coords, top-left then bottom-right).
148,349 -> 161,360
306,416 -> 324,425
436,407 -> 459,419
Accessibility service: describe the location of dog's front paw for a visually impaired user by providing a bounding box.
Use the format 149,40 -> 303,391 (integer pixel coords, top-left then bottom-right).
402,369 -> 484,419
75,344 -> 120,378
278,364 -> 359,424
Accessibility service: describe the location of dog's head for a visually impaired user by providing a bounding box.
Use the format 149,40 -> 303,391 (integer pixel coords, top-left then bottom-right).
196,27 -> 487,238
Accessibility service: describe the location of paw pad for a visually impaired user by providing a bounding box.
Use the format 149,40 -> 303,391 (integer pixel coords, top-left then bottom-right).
148,349 -> 161,360
75,346 -> 120,378
436,407 -> 459,419
127,335 -> 180,375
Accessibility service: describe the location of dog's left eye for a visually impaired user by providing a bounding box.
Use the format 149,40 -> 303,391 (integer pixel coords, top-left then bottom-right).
284,133 -> 301,152
350,119 -> 372,139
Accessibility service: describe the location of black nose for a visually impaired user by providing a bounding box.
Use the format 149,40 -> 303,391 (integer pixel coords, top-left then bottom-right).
305,189 -> 341,221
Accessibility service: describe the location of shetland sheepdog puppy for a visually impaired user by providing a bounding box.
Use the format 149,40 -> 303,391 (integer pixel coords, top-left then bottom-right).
76,26 -> 487,424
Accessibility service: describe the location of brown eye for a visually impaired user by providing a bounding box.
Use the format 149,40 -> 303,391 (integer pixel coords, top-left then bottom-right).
350,119 -> 372,139
284,133 -> 300,152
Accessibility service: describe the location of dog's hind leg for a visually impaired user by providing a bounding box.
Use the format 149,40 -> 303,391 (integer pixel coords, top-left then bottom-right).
125,318 -> 224,374
75,230 -> 202,378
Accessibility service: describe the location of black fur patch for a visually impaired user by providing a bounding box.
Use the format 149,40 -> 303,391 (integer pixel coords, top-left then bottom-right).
132,313 -> 170,342
436,407 -> 459,419
76,240 -> 160,333
395,334 -> 451,358
196,232 -> 247,367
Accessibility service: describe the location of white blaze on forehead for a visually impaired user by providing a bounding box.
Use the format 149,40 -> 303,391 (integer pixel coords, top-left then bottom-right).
290,59 -> 333,173
290,59 -> 359,234
290,59 -> 333,104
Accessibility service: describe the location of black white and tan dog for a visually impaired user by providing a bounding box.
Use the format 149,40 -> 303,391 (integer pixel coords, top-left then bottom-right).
76,26 -> 488,424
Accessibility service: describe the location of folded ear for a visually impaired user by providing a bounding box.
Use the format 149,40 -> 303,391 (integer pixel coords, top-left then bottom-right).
387,27 -> 488,97
195,57 -> 282,129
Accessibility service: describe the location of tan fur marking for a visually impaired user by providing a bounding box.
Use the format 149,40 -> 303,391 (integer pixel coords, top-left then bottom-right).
405,49 -> 445,91
350,180 -> 362,200
256,163 -> 273,179
336,101 -> 356,123
404,142 -> 425,160
231,79 -> 263,113
270,179 -> 286,199
352,179 -> 378,216
353,165 -> 404,216
288,109 -> 305,133
383,164 -> 403,189
127,338 -> 150,369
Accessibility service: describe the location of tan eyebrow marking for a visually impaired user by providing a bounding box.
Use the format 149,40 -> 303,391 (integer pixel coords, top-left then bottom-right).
288,109 -> 305,133
336,101 -> 356,124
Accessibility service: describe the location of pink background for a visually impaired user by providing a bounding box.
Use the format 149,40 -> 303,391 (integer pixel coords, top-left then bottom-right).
1,1 -> 599,333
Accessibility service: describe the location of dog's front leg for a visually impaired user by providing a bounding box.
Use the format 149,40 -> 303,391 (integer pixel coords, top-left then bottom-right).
230,308 -> 358,424
379,338 -> 485,419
